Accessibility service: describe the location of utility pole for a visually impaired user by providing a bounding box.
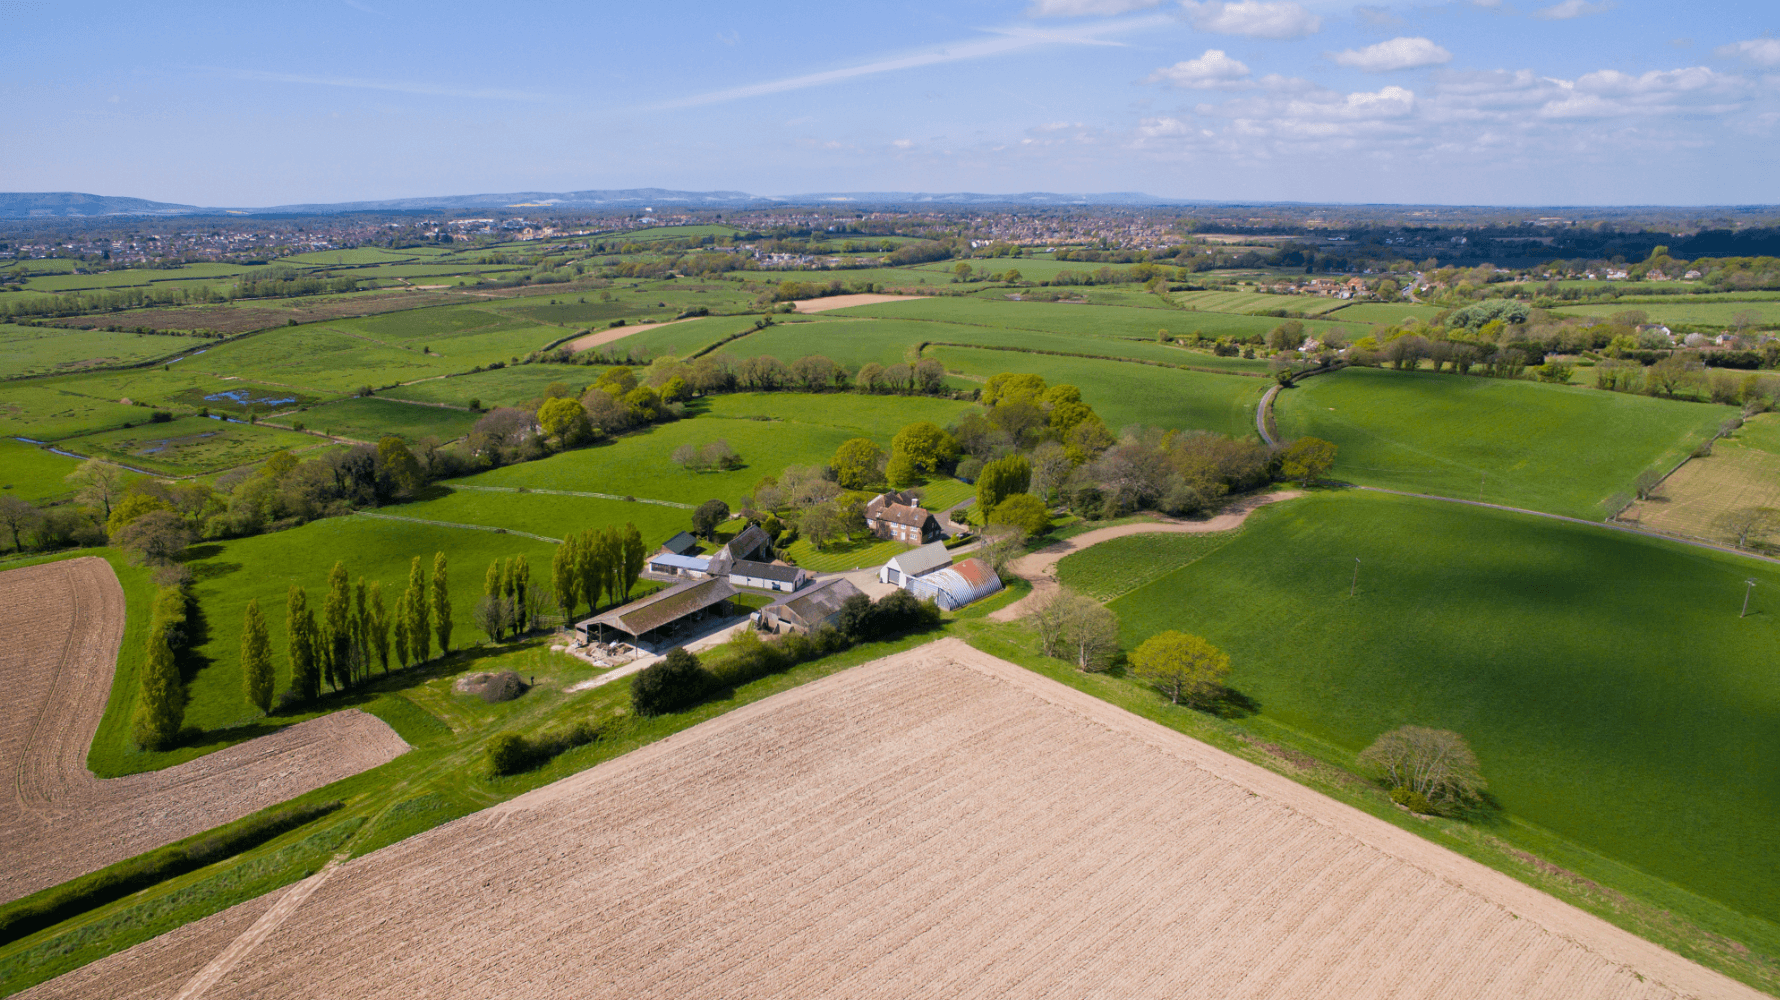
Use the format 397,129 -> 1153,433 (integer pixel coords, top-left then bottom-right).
1351,557 -> 1361,598
1742,579 -> 1757,618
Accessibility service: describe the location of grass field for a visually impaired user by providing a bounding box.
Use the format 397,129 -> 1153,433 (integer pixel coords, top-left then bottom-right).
378,366 -> 590,409
832,295 -> 1354,344
1619,416 -> 1780,544
1552,300 -> 1780,327
1273,367 -> 1733,518
783,534 -> 910,572
392,489 -> 690,546
0,439 -> 85,508
584,313 -> 765,360
1325,302 -> 1446,324
1056,531 -> 1241,601
0,380 -> 166,441
0,325 -> 197,378
1172,289 -> 1347,317
933,346 -> 1266,437
62,416 -> 318,476
1105,490 -> 1780,929
293,397 -> 480,443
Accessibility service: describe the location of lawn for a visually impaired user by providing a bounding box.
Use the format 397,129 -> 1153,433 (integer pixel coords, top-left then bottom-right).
443,392 -> 971,508
0,438 -> 85,508
0,325 -> 197,378
293,397 -> 481,443
1106,490 -> 1780,929
783,534 -> 910,572
1273,366 -> 1733,518
60,416 -> 318,476
932,346 -> 1266,438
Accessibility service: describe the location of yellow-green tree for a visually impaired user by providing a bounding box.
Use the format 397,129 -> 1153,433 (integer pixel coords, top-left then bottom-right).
406,557 -> 431,663
1128,630 -> 1230,706
241,598 -> 273,714
286,585 -> 319,701
1278,437 -> 1337,485
133,631 -> 184,749
431,552 -> 452,655
831,437 -> 885,490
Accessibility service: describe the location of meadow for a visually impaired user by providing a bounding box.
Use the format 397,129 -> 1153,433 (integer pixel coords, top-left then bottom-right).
1173,289 -> 1348,317
291,397 -> 480,443
832,295 -> 1353,344
62,416 -> 318,476
0,325 -> 196,379
932,346 -> 1265,438
1102,490 -> 1780,930
0,439 -> 84,508
1324,302 -> 1445,324
391,490 -> 689,547
0,379 -> 182,442
1551,300 -> 1780,328
1272,366 -> 1732,518
379,366 -> 591,410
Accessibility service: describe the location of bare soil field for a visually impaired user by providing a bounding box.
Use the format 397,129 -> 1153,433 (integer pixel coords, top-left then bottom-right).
989,490 -> 1300,622
29,637 -> 1760,999
563,317 -> 691,352
0,558 -> 409,904
792,292 -> 926,313
1619,445 -> 1780,545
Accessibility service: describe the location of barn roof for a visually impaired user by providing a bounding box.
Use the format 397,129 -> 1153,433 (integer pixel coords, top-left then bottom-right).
579,577 -> 737,637
906,557 -> 1003,609
661,531 -> 700,555
885,541 -> 952,578
766,577 -> 863,629
730,560 -> 802,584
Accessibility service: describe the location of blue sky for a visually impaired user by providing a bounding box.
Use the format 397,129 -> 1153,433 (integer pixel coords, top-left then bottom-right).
3,1 -> 1776,206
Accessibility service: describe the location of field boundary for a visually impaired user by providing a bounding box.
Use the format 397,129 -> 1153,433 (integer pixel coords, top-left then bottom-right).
917,340 -> 1270,379
447,483 -> 694,509
350,509 -> 561,543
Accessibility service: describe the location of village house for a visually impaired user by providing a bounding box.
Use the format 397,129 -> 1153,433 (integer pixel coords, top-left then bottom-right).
864,491 -> 942,545
706,524 -> 775,578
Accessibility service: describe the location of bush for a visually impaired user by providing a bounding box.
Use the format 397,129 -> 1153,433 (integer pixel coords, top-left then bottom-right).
629,647 -> 715,717
485,720 -> 605,776
989,494 -> 1051,536
485,733 -> 530,776
1389,786 -> 1433,813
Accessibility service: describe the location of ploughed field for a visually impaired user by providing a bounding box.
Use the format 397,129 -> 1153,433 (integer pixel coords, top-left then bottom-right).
29,639 -> 1759,1000
0,558 -> 409,904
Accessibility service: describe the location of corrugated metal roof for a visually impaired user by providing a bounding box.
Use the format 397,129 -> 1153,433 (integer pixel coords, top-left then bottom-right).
662,531 -> 700,555
886,541 -> 952,578
767,577 -> 862,628
730,560 -> 801,584
579,578 -> 737,636
649,553 -> 710,571
906,558 -> 1003,610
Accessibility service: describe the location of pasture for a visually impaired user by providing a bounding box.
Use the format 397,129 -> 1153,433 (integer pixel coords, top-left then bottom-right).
22,640 -> 1756,1000
932,346 -> 1265,438
1054,531 -> 1240,601
1617,416 -> 1780,544
392,489 -> 688,546
1551,300 -> 1780,328
379,367 -> 589,410
63,416 -> 317,476
0,380 -> 166,441
0,325 -> 197,378
1106,491 -> 1780,929
832,294 -> 1353,344
1272,366 -> 1732,518
0,439 -> 83,508
292,397 -> 480,443
1325,302 -> 1445,324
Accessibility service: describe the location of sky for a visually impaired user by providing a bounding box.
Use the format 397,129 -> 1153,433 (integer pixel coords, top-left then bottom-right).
2,0 -> 1777,206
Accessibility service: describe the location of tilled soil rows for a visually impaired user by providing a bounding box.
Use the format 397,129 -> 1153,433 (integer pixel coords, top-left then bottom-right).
28,638 -> 1761,999
0,558 -> 409,904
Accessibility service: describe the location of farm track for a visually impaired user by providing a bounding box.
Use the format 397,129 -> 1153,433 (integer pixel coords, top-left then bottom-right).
27,638 -> 1762,999
989,490 -> 1301,622
0,558 -> 410,905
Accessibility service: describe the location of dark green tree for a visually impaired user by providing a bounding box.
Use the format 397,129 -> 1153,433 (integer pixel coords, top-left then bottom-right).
432,552 -> 452,654
133,631 -> 184,750
241,598 -> 273,715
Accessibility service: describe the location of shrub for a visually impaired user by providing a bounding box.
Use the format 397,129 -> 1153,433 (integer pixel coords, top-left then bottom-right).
485,733 -> 530,776
989,494 -> 1051,536
1389,786 -> 1433,813
629,647 -> 715,717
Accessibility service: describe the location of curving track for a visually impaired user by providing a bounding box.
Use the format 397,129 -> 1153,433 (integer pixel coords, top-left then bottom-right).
0,558 -> 409,904
25,638 -> 1761,999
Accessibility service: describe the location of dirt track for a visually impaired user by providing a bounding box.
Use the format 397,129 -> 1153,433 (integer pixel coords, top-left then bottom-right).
0,558 -> 409,904
792,292 -> 924,313
29,637 -> 1761,999
988,490 -> 1300,622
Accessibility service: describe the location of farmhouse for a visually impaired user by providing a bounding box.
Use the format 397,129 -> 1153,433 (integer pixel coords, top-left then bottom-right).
729,559 -> 808,593
575,577 -> 739,649
706,524 -> 774,577
756,577 -> 863,634
904,557 -> 1003,611
864,490 -> 942,544
878,540 -> 952,587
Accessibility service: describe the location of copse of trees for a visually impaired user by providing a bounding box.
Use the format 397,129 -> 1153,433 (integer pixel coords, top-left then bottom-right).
275,554 -> 435,712
551,522 -> 647,621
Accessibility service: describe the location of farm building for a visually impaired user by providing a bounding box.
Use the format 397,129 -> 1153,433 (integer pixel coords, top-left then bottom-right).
865,490 -> 942,544
878,541 -> 952,587
756,577 -> 864,634
904,558 -> 1003,611
728,560 -> 808,593
660,531 -> 700,556
647,552 -> 710,579
575,577 -> 739,649
706,524 -> 774,577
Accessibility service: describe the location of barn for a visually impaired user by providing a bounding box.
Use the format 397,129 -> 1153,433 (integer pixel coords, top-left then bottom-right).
575,577 -> 739,650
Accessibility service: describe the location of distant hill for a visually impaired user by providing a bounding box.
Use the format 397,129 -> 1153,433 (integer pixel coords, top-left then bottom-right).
0,192 -> 205,218
0,188 -> 1183,219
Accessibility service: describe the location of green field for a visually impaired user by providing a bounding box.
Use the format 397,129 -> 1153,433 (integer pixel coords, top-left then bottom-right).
292,397 -> 480,443
1552,300 -> 1780,328
379,367 -> 591,410
63,416 -> 318,476
1273,367 -> 1732,517
1053,531 -> 1241,601
1101,491 -> 1780,928
392,490 -> 689,546
832,295 -> 1353,344
1324,302 -> 1445,324
0,439 -> 85,506
586,314 -> 765,360
933,346 -> 1265,437
0,325 -> 198,379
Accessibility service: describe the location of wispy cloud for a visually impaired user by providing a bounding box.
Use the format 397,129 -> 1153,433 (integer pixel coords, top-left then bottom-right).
650,19 -> 1163,111
1181,1 -> 1321,39
1716,38 -> 1780,67
215,69 -> 554,103
1531,0 -> 1612,20
1027,0 -> 1160,15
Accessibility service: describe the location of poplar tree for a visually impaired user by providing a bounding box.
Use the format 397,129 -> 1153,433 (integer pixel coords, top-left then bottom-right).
552,536 -> 581,618
512,555 -> 529,628
407,556 -> 431,663
241,598 -> 273,714
367,580 -> 391,673
392,587 -> 411,668
432,551 -> 452,655
619,523 -> 646,602
576,530 -> 602,612
323,561 -> 350,690
133,631 -> 184,750
351,577 -> 369,685
287,585 -> 319,701
485,561 -> 503,600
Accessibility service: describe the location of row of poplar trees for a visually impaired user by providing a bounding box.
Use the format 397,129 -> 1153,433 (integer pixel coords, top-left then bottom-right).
551,523 -> 648,621
238,553 -> 452,714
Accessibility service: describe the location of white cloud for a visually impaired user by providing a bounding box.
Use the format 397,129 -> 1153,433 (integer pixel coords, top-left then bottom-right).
1147,49 -> 1251,87
1333,84 -> 1417,117
1028,0 -> 1161,14
1531,0 -> 1612,20
1715,38 -> 1780,67
1330,37 -> 1452,71
1181,1 -> 1321,39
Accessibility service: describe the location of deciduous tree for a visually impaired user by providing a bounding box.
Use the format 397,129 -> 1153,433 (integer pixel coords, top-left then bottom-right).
323,561 -> 350,690
831,437 -> 885,490
976,454 -> 1032,514
133,631 -> 184,750
1357,726 -> 1486,808
432,552 -> 452,654
1278,437 -> 1337,485
692,499 -> 731,539
367,580 -> 390,673
66,459 -> 127,521
1128,630 -> 1230,705
407,557 -> 431,663
241,598 -> 273,714
0,495 -> 42,552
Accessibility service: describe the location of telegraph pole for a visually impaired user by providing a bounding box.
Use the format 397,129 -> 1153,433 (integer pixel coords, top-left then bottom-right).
1742,579 -> 1757,618
1351,557 -> 1361,598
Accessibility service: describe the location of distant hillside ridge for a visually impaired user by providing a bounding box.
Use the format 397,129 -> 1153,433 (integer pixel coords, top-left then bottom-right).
0,192 -> 205,218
